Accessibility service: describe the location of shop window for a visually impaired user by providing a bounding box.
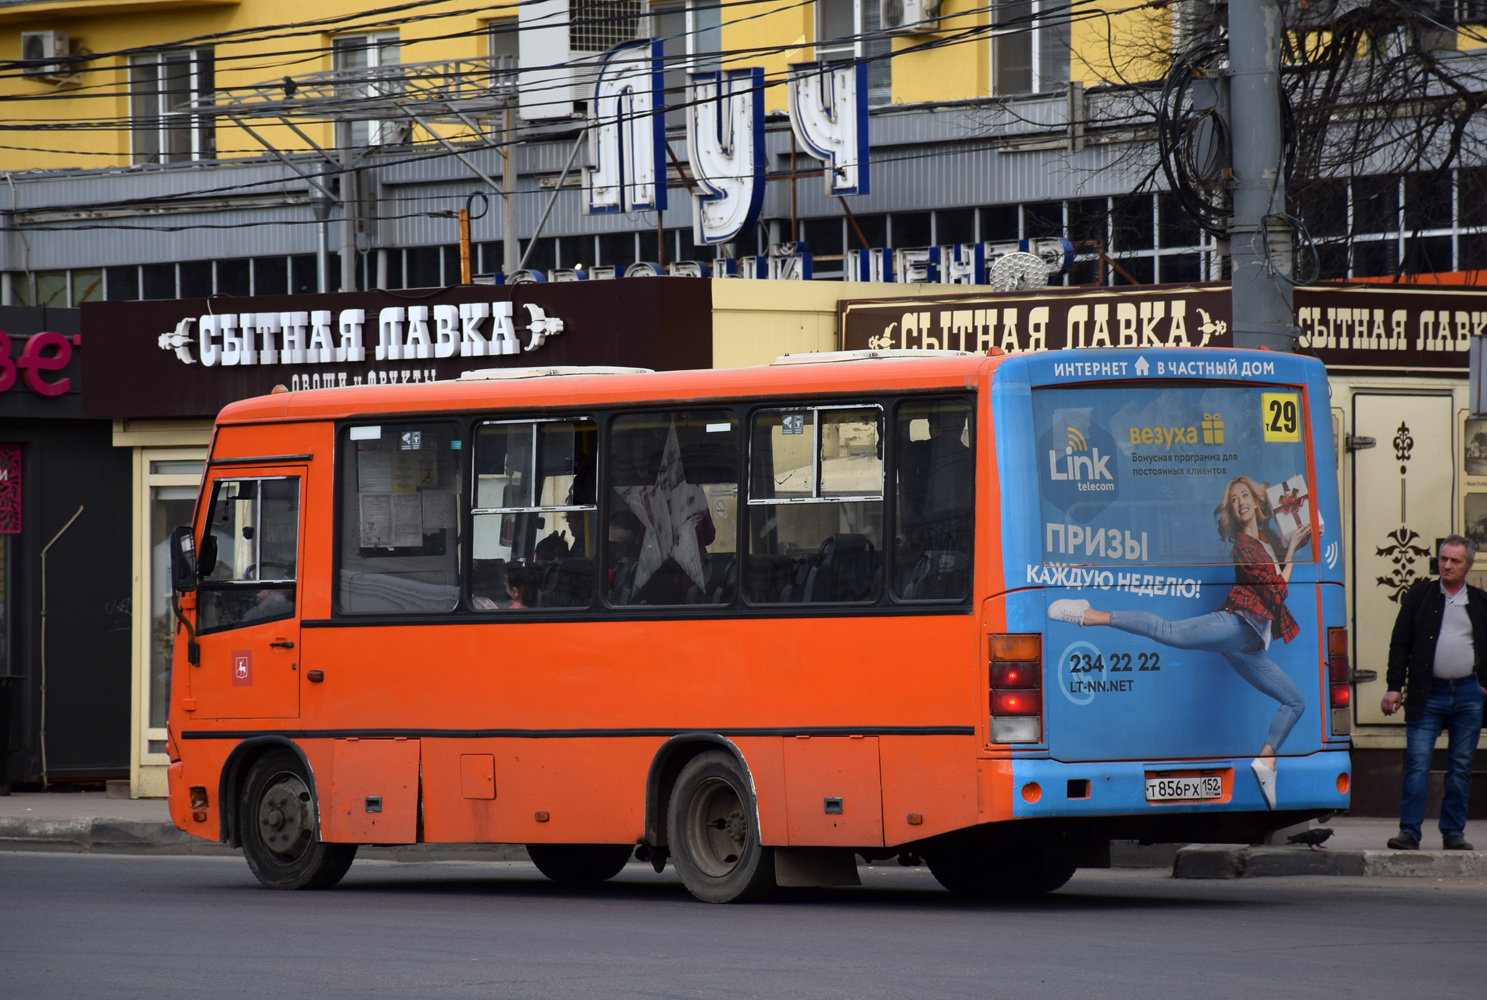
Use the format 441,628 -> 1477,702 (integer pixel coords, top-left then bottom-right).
1159,253 -> 1204,283
598,232 -> 634,266
1111,255 -> 1154,285
471,419 -> 599,610
406,247 -> 441,288
179,261 -> 212,299
337,422 -> 462,614
35,272 -> 67,308
196,477 -> 300,634
1111,196 -> 1154,251
674,227 -> 702,263
803,218 -> 843,257
1068,198 -> 1109,250
129,48 -> 215,165
290,254 -> 318,294
522,238 -> 557,274
607,410 -> 739,606
254,257 -> 288,296
1403,236 -> 1452,274
1402,171 -> 1451,231
936,209 -> 976,247
1157,192 -> 1201,249
1352,240 -> 1398,277
478,242 -> 505,276
146,457 -> 204,740
847,214 -> 887,251
638,229 -> 659,263
216,258 -> 250,296
894,397 -> 973,602
1296,180 -> 1347,238
892,212 -> 932,248
442,245 -> 460,285
747,406 -> 883,604
1352,175 -> 1399,236
981,205 -> 1019,242
71,269 -> 103,304
1024,201 -> 1064,240
558,236 -> 594,271
142,264 -> 176,300
106,266 -> 140,301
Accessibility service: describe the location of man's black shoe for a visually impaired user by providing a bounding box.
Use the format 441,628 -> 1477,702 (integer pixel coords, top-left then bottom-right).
1443,835 -> 1474,851
1386,833 -> 1419,850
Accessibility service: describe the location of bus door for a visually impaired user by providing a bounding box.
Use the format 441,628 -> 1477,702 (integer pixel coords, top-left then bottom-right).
190,470 -> 305,720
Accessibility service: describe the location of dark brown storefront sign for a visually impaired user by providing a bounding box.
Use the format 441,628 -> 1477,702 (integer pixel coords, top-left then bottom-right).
839,282 -> 1484,374
82,280 -> 713,420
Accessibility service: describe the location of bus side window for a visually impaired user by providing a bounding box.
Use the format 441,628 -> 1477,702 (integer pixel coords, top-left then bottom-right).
746,406 -> 884,604
605,410 -> 739,607
893,397 -> 974,601
197,477 -> 299,633
470,418 -> 598,610
336,422 -> 462,615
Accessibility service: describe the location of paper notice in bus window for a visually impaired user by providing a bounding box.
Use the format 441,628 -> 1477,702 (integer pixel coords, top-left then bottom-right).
391,494 -> 424,547
391,452 -> 430,493
422,491 -> 457,533
359,451 -> 393,494
359,493 -> 393,546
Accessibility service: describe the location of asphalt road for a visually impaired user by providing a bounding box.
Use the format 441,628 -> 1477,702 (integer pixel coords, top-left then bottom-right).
3,852 -> 1484,999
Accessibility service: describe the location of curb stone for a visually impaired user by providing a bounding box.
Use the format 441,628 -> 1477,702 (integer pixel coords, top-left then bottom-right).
0,816 -> 532,861
1173,844 -> 1487,878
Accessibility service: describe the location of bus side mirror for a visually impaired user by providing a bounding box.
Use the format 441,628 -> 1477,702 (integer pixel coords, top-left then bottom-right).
197,532 -> 218,579
170,525 -> 198,593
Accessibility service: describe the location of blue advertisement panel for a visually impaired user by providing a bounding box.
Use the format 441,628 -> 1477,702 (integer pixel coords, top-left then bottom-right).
1026,378 -> 1327,796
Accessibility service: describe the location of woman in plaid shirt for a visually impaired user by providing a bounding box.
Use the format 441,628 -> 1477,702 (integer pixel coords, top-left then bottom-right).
1048,475 -> 1311,810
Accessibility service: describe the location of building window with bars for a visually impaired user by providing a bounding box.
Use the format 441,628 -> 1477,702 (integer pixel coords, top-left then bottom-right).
129,49 -> 215,165
570,0 -> 645,52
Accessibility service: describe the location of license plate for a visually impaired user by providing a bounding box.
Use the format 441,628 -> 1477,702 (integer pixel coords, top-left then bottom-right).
1145,775 -> 1222,801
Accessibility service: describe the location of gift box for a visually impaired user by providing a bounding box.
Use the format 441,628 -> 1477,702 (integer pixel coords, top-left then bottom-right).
1266,475 -> 1312,548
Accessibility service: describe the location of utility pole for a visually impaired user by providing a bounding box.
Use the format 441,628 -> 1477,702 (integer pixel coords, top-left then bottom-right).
1227,0 -> 1295,351
336,119 -> 357,293
503,106 -> 519,277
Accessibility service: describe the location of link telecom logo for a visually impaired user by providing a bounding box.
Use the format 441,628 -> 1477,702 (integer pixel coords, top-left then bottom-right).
0,330 -> 76,396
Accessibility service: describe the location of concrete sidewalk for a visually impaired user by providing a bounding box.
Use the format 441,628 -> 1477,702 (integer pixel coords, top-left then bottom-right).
1,790 -> 1483,877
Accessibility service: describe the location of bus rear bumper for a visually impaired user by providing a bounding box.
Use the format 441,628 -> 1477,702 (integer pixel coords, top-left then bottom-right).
1008,749 -> 1351,820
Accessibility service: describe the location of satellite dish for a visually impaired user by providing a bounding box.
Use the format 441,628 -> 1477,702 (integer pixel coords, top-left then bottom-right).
986,252 -> 1049,293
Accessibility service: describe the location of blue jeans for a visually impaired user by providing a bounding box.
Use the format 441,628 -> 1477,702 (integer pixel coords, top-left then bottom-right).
1107,610 -> 1306,753
1399,677 -> 1486,842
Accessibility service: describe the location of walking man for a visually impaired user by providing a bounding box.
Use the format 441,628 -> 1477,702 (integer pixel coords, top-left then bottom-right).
1382,535 -> 1487,850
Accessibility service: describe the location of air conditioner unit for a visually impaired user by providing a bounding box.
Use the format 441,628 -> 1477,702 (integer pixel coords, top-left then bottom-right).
21,30 -> 71,79
881,0 -> 942,35
518,0 -> 644,120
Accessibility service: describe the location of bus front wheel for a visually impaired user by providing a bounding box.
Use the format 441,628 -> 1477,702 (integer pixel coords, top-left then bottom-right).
239,749 -> 356,890
526,843 -> 633,884
667,751 -> 777,903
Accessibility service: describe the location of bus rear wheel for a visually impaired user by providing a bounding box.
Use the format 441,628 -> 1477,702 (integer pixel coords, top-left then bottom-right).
239,749 -> 356,890
925,847 -> 1036,897
667,751 -> 776,903
526,844 -> 634,884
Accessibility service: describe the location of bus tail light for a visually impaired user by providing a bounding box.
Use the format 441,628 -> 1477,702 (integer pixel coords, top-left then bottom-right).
1327,627 -> 1351,735
990,634 -> 1043,744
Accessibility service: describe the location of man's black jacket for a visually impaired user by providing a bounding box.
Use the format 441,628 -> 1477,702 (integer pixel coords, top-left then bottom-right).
1386,578 -> 1487,720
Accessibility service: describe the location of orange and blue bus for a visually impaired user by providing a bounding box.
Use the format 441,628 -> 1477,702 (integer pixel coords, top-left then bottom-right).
164,347 -> 1351,901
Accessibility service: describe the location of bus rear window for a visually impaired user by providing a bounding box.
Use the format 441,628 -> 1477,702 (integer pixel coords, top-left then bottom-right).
1032,383 -> 1313,566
